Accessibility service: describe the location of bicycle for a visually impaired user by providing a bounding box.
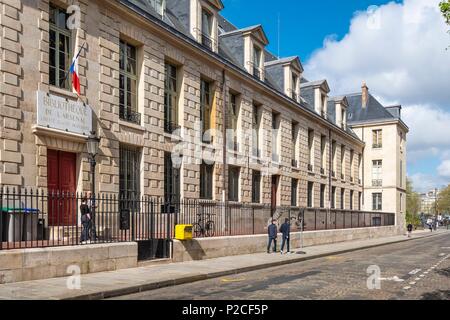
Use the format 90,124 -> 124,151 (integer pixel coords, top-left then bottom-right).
193,210 -> 215,238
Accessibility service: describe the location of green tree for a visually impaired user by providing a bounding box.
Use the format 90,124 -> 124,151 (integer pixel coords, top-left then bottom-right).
437,185 -> 450,214
441,1 -> 450,25
406,178 -> 422,227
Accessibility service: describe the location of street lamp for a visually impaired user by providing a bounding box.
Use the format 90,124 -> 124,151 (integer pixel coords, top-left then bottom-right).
87,131 -> 100,241
87,131 -> 101,195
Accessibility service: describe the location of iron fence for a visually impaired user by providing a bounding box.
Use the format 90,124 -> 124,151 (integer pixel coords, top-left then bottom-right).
0,187 -> 396,254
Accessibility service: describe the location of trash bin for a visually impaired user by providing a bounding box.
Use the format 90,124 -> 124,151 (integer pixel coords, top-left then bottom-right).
2,208 -> 40,242
175,224 -> 193,240
23,209 -> 40,241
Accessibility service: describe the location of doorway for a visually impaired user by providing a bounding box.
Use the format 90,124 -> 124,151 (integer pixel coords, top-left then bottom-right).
271,175 -> 279,216
47,150 -> 77,226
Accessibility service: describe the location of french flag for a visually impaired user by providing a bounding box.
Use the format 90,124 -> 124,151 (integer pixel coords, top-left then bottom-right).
69,43 -> 85,96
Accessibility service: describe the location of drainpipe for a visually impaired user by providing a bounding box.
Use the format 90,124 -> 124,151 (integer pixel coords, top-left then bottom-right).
328,129 -> 332,209
221,69 -> 227,204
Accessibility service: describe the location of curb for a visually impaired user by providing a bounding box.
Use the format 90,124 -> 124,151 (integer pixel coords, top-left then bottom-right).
65,231 -> 448,300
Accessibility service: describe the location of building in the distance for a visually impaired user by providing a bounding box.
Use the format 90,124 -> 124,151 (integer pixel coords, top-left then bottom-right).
0,0 -> 407,229
420,189 -> 440,215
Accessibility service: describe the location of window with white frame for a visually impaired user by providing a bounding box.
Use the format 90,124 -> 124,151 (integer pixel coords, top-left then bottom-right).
201,9 -> 214,50
253,46 -> 262,79
372,160 -> 382,187
373,130 -> 383,148
372,193 -> 382,211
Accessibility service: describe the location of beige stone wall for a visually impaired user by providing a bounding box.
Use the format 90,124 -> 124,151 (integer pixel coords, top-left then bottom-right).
1,0 -> 363,212
0,242 -> 137,284
172,226 -> 403,262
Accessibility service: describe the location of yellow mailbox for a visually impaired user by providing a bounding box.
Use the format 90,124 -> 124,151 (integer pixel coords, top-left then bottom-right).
175,224 -> 193,240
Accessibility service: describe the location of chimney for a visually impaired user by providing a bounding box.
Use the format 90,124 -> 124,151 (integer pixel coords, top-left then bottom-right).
362,82 -> 369,108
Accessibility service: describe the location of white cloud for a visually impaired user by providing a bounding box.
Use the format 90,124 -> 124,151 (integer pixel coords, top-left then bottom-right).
304,0 -> 450,188
438,160 -> 450,178
410,173 -> 448,193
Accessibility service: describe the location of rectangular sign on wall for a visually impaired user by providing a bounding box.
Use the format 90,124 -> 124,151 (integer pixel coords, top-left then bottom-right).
36,91 -> 92,136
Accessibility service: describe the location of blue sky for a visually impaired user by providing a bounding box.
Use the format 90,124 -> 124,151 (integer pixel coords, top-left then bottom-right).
222,0 -> 401,60
221,0 -> 450,192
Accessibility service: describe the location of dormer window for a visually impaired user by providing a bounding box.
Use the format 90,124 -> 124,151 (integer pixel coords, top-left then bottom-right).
131,0 -> 165,17
201,9 -> 214,50
253,46 -> 262,79
321,93 -> 327,117
182,0 -> 223,52
152,0 -> 165,16
291,73 -> 299,101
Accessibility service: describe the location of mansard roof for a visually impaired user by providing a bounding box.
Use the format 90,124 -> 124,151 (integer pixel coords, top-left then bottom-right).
300,79 -> 330,93
206,0 -> 225,10
265,56 -> 304,73
220,25 -> 269,46
346,93 -> 396,123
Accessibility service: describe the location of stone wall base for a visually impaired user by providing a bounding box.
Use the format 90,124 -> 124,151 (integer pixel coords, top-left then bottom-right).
0,243 -> 137,284
172,226 -> 403,262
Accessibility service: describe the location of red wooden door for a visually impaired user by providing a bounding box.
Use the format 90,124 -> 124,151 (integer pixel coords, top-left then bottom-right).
271,175 -> 279,215
47,150 -> 77,226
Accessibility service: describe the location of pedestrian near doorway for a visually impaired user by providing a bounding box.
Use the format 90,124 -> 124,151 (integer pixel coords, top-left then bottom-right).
80,196 -> 92,244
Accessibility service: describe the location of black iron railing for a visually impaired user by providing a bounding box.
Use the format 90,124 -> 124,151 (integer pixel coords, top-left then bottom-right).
0,188 -> 396,253
120,106 -> 141,125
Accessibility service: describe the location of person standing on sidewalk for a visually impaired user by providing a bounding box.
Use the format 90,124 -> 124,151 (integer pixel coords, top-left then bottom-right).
80,196 -> 92,244
280,218 -> 291,254
407,223 -> 413,238
267,220 -> 278,254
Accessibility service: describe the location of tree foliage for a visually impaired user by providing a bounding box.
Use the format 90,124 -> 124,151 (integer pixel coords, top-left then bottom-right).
406,178 -> 422,227
441,1 -> 450,25
437,184 -> 450,214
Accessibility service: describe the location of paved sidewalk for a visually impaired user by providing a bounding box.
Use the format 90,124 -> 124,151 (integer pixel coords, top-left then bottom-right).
0,229 -> 447,300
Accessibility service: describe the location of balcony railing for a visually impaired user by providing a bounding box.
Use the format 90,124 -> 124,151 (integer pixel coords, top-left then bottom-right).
120,106 -> 141,125
373,143 -> 383,149
253,66 -> 262,80
164,121 -> 181,135
201,33 -> 214,51
372,179 -> 383,187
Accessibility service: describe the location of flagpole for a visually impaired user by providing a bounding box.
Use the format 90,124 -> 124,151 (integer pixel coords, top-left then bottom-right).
60,41 -> 86,92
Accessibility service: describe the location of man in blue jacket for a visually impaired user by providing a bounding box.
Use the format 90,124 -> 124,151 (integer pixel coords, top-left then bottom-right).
280,218 -> 291,254
267,220 -> 278,254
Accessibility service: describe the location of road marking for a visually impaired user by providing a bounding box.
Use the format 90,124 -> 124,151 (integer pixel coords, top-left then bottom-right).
409,282 -> 416,285
415,278 -> 421,281
403,286 -> 411,290
424,272 -> 429,274
439,253 -> 445,257
420,275 -> 425,278
441,247 -> 450,249
379,276 -> 404,282
408,269 -> 421,275
220,278 -> 246,283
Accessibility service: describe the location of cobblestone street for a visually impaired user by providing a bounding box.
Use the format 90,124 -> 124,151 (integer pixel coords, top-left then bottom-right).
112,232 -> 450,300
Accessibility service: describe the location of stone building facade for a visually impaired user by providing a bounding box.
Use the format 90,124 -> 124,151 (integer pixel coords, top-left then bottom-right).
0,0 -> 405,222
